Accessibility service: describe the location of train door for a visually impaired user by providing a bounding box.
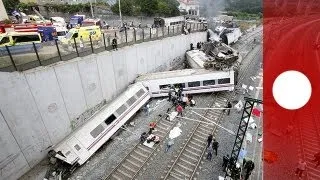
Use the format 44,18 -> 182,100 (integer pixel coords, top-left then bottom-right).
66,137 -> 91,165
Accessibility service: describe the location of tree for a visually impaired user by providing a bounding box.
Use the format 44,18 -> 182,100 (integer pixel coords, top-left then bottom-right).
3,0 -> 20,12
111,0 -> 134,16
139,0 -> 158,16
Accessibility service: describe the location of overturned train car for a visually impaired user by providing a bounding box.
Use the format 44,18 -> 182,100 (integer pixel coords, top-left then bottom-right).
45,83 -> 150,179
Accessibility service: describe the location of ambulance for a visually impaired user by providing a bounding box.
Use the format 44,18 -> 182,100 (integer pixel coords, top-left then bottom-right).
60,26 -> 101,45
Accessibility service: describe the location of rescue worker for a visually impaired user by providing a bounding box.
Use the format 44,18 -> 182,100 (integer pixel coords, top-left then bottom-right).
313,152 -> 320,167
207,134 -> 213,148
79,36 -> 84,50
144,104 -> 150,116
149,121 -> 157,134
197,42 -> 201,49
295,160 -> 306,179
243,159 -> 255,180
231,163 -> 241,180
225,101 -> 232,115
112,37 -> 118,50
190,43 -> 194,50
140,132 -> 147,143
165,138 -> 174,152
222,154 -> 230,171
212,139 -> 219,156
176,104 -> 183,117
207,145 -> 213,161
182,95 -> 188,108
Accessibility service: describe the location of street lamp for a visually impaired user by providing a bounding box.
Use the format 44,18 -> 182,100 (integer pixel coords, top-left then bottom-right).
118,0 -> 122,26
90,0 -> 94,18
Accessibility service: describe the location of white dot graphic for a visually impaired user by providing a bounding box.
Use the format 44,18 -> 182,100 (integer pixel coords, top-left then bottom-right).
272,71 -> 312,110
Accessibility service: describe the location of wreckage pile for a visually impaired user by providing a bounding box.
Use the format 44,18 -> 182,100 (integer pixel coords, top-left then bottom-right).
201,42 -> 240,71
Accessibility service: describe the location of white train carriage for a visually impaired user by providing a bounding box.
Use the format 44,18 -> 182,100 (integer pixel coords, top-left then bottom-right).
186,50 -> 209,69
136,69 -> 235,98
50,83 -> 150,166
154,16 -> 185,27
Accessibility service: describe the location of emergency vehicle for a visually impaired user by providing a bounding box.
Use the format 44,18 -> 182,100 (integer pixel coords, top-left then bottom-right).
61,26 -> 101,45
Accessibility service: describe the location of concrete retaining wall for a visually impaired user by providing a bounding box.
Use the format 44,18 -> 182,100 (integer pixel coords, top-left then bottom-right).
0,32 -> 206,180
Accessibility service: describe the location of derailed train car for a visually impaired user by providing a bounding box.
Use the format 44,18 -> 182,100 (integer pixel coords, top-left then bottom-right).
45,83 -> 150,179
136,69 -> 235,98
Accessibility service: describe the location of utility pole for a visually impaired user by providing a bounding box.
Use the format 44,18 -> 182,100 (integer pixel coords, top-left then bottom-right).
119,0 -> 122,27
90,0 -> 94,18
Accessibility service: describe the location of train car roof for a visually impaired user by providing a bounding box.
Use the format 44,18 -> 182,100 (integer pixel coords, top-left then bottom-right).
136,69 -> 232,81
186,50 -> 209,68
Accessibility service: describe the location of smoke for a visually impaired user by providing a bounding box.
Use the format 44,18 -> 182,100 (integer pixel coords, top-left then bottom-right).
199,0 -> 226,17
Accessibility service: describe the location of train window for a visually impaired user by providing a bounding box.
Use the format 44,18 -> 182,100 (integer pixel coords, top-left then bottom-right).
203,80 -> 216,86
116,104 -> 127,115
65,151 -> 71,156
173,83 -> 185,88
136,89 -> 145,97
74,144 -> 81,151
90,124 -> 105,138
159,84 -> 170,90
105,114 -> 116,125
188,81 -> 200,87
218,78 -> 230,84
126,96 -> 137,106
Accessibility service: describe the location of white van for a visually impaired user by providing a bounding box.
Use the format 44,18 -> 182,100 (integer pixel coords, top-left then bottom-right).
55,26 -> 68,41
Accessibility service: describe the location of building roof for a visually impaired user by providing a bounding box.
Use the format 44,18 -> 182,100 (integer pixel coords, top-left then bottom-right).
178,0 -> 199,5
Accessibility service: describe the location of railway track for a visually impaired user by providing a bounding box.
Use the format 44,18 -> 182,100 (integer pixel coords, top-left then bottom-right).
103,31 -> 263,180
161,92 -> 229,180
103,95 -> 209,180
296,112 -> 320,180
162,42 -> 262,180
103,107 -> 176,180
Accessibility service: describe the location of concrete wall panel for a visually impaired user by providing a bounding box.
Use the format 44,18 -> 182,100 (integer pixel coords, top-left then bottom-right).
146,41 -> 157,72
136,43 -> 148,75
125,46 -> 138,83
96,52 -> 117,101
54,62 -> 87,122
151,40 -> 163,70
167,37 -> 175,61
161,38 -> 169,68
0,72 -> 51,167
112,49 -> 128,92
77,56 -> 104,109
25,69 -> 71,144
0,111 -> 30,180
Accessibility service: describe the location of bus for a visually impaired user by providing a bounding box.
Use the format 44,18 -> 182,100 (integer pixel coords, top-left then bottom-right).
154,16 -> 185,27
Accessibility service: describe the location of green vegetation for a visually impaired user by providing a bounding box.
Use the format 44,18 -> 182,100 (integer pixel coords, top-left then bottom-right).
43,3 -> 92,14
111,0 -> 180,17
226,11 -> 262,20
6,1 -> 108,14
225,0 -> 262,14
225,0 -> 262,20
3,0 -> 20,11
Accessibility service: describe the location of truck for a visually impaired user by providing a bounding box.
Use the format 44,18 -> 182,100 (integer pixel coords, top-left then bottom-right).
70,15 -> 86,28
13,24 -> 57,42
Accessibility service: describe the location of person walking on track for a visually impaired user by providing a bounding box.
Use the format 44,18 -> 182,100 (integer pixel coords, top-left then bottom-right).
207,134 -> 213,148
313,152 -> 320,167
176,104 -> 183,117
212,139 -> 219,156
295,160 -> 306,179
222,154 -> 230,171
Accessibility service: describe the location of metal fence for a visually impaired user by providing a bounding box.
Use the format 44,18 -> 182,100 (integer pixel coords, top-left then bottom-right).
0,23 -> 206,72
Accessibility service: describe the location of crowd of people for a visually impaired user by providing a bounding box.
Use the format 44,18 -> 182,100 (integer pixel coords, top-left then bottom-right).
137,84 -> 259,180
206,133 -> 255,180
140,121 -> 160,145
